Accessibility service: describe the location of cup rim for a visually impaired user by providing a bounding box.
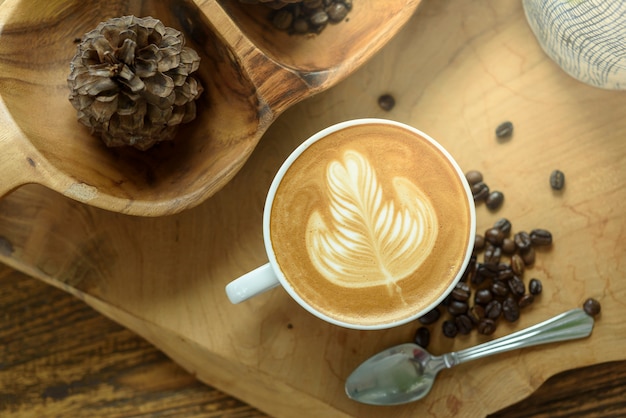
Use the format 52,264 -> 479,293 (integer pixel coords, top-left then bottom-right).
263,118 -> 476,330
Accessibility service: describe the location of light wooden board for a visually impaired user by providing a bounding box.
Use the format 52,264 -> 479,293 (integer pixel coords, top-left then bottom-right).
1,0 -> 625,417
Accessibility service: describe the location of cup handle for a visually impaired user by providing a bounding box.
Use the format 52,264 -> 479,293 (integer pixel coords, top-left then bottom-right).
225,263 -> 281,304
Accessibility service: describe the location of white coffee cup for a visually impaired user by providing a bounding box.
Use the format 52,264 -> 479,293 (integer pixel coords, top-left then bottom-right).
226,119 -> 476,330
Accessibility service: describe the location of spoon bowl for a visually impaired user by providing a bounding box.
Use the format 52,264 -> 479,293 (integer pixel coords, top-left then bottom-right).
346,309 -> 594,405
0,0 -> 422,216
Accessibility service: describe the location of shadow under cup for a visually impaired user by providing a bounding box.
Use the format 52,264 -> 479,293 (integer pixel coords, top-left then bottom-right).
265,119 -> 476,330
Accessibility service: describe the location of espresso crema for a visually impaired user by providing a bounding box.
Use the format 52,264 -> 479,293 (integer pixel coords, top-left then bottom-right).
269,123 -> 472,326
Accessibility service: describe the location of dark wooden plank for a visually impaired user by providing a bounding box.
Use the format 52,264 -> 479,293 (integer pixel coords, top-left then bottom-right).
0,264 -> 268,417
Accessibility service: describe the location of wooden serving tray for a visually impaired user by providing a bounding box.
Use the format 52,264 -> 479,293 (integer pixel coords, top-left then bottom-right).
1,0 -> 625,417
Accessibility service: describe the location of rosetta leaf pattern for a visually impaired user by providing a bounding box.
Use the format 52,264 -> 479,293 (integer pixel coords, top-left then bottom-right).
306,150 -> 438,295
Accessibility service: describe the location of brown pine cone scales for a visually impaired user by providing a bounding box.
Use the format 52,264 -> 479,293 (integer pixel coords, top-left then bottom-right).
67,16 -> 203,150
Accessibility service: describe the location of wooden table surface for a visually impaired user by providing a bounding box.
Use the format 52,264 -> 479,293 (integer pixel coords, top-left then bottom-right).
2,263 -> 626,417
2,0 -> 626,417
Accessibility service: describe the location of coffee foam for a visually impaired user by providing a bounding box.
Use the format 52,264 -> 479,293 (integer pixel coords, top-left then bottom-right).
270,123 -> 471,326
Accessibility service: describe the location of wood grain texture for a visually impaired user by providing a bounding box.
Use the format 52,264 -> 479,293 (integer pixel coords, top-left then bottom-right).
0,0 -> 420,216
2,264 -> 625,417
0,0 -> 625,417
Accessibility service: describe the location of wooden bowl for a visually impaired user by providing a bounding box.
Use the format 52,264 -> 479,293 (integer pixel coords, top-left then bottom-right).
0,0 -> 421,216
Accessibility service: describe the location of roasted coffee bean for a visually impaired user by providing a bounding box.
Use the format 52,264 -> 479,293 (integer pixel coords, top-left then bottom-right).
530,229 -> 553,246
511,254 -> 525,275
418,307 -> 441,325
303,0 -> 324,8
309,9 -> 329,26
377,94 -> 395,111
485,227 -> 505,246
326,2 -> 348,21
465,170 -> 483,186
477,263 -> 499,279
471,182 -> 490,201
461,255 -> 477,283
497,265 -> 514,281
484,244 -> 502,264
518,294 -> 535,308
452,282 -> 471,301
442,320 -> 458,338
493,218 -> 512,236
414,327 -> 430,348
455,315 -> 474,335
583,298 -> 601,316
474,235 -> 485,252
272,10 -> 294,30
521,247 -> 536,266
514,231 -> 532,251
550,169 -> 565,190
508,275 -> 525,297
495,121 -> 514,139
491,280 -> 510,297
475,288 -> 494,305
486,191 -> 504,210
501,238 -> 517,254
529,278 -> 543,295
293,18 -> 310,33
448,300 -> 469,316
468,305 -> 485,324
503,297 -> 520,322
477,318 -> 497,335
484,299 -> 502,319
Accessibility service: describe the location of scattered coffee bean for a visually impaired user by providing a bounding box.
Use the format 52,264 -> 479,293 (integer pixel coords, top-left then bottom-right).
452,282 -> 471,301
511,254 -> 525,275
471,182 -> 490,201
550,169 -> 565,190
474,235 -> 485,252
521,247 -> 536,266
503,297 -> 520,322
508,275 -> 525,297
491,280 -> 510,297
475,288 -> 493,305
478,318 -> 497,335
501,238 -> 517,254
485,227 -> 505,246
377,94 -> 395,111
497,265 -> 514,281
448,300 -> 469,316
583,298 -> 601,316
486,191 -> 504,210
418,307 -> 441,325
518,294 -> 535,308
465,170 -> 483,186
493,218 -> 512,236
455,315 -> 474,335
414,326 -> 430,348
529,278 -> 542,295
484,244 -> 502,265
442,320 -> 459,338
484,300 -> 502,319
514,231 -> 532,251
530,229 -> 553,246
495,121 -> 514,139
468,305 -> 485,324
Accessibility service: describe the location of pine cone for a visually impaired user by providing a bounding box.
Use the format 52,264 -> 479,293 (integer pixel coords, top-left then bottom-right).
67,16 -> 203,150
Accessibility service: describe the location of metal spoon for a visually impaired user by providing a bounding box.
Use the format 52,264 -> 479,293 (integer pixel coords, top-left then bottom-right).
345,308 -> 594,405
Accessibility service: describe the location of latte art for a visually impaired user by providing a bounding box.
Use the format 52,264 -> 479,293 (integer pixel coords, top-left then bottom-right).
268,121 -> 473,327
306,151 -> 438,298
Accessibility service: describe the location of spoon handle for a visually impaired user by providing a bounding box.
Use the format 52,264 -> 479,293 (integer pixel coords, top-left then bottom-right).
451,308 -> 594,365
